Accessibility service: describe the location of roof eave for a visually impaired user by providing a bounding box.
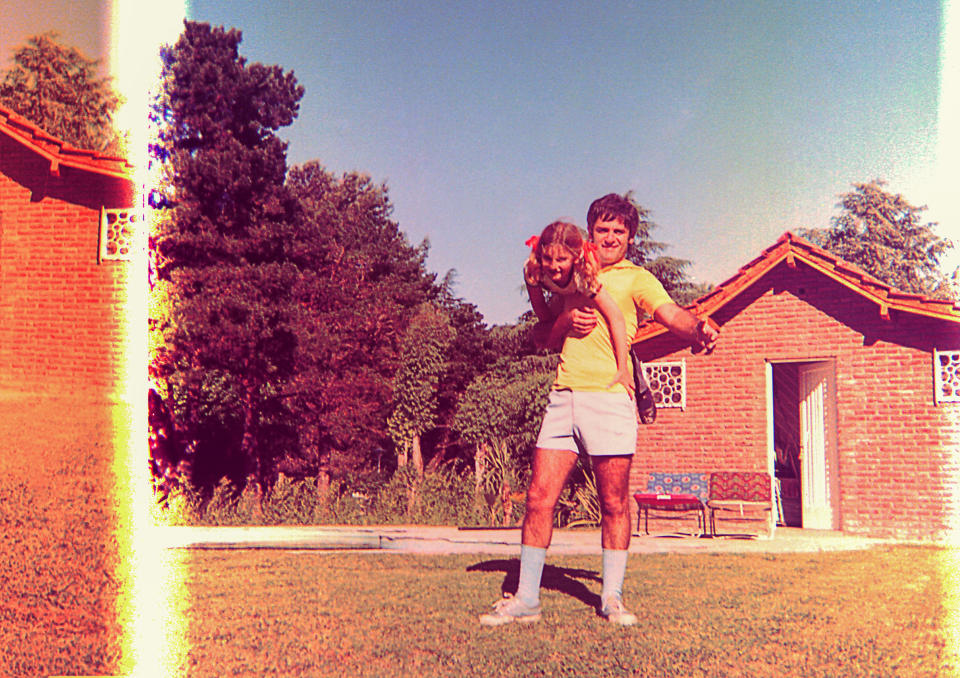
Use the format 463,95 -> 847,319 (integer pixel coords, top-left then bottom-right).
632,236 -> 960,345
0,106 -> 134,181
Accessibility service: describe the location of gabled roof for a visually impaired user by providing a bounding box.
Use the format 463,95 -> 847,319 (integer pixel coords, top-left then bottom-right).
634,231 -> 960,343
0,103 -> 133,181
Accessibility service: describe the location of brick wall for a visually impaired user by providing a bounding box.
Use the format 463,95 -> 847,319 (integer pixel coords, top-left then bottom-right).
633,261 -> 960,541
0,135 -> 134,401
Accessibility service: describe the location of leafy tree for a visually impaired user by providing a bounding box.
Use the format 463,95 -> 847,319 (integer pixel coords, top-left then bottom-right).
453,354 -> 554,458
800,180 -> 956,300
284,162 -> 437,481
0,32 -> 121,152
150,21 -> 305,494
424,275 -> 502,469
452,336 -> 557,514
387,303 -> 455,476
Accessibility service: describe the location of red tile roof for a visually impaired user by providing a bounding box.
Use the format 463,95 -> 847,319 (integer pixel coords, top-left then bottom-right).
0,103 -> 133,181
634,231 -> 960,343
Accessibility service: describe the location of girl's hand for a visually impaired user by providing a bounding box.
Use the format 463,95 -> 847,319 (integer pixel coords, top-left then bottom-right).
523,254 -> 542,286
608,368 -> 635,399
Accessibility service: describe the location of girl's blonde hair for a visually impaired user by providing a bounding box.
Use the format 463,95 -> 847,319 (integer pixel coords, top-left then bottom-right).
530,221 -> 601,296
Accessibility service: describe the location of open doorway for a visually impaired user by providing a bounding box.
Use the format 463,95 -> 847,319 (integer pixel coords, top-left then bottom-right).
770,360 -> 839,530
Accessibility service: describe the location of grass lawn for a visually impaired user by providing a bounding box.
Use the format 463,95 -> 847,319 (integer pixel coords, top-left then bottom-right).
174,546 -> 957,677
2,396 -> 956,677
0,397 -> 124,677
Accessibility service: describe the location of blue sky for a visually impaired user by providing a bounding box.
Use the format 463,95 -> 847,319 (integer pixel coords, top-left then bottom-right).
4,1 -> 951,325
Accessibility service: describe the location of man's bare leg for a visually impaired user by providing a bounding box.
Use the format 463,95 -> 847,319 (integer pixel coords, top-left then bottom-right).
521,447 -> 578,548
593,454 -> 633,550
481,447 -> 578,624
592,454 -> 638,624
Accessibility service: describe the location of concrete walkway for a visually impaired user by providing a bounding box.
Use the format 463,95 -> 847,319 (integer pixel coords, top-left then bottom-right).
157,524 -> 898,555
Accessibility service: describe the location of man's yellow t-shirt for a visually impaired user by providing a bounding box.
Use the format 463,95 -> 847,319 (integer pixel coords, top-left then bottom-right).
553,259 -> 672,392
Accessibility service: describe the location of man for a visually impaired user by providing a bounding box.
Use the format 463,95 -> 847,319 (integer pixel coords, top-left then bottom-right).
480,193 -> 719,626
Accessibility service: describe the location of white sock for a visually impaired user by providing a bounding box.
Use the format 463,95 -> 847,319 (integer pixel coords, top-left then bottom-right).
601,548 -> 628,602
515,544 -> 546,607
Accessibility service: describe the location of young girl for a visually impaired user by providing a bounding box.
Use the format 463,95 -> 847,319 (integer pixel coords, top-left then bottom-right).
523,221 -> 633,396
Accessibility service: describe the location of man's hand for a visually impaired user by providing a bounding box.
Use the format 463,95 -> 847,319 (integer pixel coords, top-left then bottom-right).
653,303 -> 720,354
567,307 -> 598,338
539,306 -> 597,351
696,320 -> 719,354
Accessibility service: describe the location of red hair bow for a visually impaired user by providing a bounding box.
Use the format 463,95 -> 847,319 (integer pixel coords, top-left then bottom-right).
582,240 -> 600,266
525,235 -> 540,250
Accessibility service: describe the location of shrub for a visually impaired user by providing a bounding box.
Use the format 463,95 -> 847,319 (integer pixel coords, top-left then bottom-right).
367,466 -> 484,526
558,466 -> 601,528
411,468 -> 485,525
316,478 -> 373,525
154,466 -> 491,527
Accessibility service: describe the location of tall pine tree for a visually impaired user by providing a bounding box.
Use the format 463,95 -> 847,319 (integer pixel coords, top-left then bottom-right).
150,22 -> 305,493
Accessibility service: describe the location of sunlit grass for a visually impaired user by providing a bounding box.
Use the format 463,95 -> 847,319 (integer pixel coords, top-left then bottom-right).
2,395 -> 957,676
175,546 -> 956,677
0,398 -> 123,676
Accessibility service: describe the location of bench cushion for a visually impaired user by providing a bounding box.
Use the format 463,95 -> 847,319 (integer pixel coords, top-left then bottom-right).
708,471 -> 771,502
645,472 -> 710,504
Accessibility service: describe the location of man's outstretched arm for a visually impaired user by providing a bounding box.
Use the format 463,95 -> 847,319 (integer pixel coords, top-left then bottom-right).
652,302 -> 719,352
536,302 -> 719,353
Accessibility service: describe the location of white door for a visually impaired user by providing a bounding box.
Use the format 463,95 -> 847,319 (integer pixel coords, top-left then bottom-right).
798,363 -> 837,530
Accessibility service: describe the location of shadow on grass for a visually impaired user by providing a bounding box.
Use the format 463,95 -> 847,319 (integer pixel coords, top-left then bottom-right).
466,559 -> 601,611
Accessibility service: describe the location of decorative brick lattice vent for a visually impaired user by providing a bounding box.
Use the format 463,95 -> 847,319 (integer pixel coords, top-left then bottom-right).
934,349 -> 960,404
644,361 -> 686,409
99,207 -> 138,261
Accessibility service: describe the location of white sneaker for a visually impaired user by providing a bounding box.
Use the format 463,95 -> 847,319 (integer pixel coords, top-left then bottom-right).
479,593 -> 542,626
600,596 -> 638,626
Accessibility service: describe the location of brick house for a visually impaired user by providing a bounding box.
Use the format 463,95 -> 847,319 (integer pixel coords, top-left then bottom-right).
632,232 -> 960,541
0,104 -> 136,401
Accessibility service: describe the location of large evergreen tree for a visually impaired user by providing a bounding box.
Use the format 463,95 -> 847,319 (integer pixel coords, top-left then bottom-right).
800,180 -> 956,300
0,32 -> 121,152
150,22 -> 305,493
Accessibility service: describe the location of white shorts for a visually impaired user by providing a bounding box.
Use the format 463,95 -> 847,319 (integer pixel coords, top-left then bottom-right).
535,389 -> 638,456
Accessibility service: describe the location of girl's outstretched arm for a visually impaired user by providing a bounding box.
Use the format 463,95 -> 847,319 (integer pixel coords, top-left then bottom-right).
524,254 -> 555,323
527,283 -> 554,324
592,287 -> 634,397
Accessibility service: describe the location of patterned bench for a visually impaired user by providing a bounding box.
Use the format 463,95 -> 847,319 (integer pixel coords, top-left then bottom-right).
706,471 -> 775,538
633,472 -> 710,537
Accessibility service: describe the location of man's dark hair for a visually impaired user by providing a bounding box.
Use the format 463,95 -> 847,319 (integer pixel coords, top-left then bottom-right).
586,193 -> 639,238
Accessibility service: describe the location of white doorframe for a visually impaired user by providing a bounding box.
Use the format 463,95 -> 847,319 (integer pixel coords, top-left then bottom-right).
798,361 -> 839,530
764,362 -> 779,526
